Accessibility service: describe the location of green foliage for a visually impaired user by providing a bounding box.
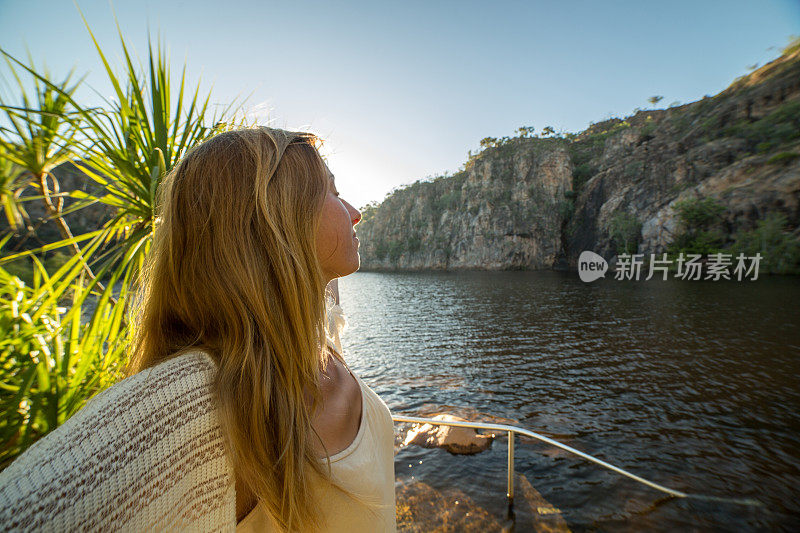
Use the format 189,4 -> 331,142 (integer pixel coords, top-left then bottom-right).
359,201 -> 379,225
0,240 -> 130,469
508,201 -> 534,229
557,198 -> 575,221
0,17 -> 240,463
766,152 -> 800,166
66,31 -> 237,293
623,161 -> 640,179
668,229 -> 727,255
374,240 -> 387,260
667,199 -> 800,272
669,181 -> 690,195
731,212 -> 800,274
586,120 -> 631,142
516,126 -> 535,138
0,145 -> 29,230
373,239 -> 407,262
720,101 -> 800,153
479,137 -> 499,149
673,197 -> 726,230
0,251 -> 71,286
3,22 -> 240,313
387,241 -> 404,262
571,162 -> 597,191
0,53 -> 84,271
639,118 -> 657,138
489,187 -> 512,205
567,120 -> 630,192
0,56 -> 82,177
407,234 -> 422,254
782,35 -> 800,56
433,190 -> 460,211
608,211 -> 642,254
667,197 -> 727,255
669,112 -> 693,132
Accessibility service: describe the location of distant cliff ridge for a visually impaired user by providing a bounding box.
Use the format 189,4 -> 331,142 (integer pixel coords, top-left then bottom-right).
357,44 -> 800,272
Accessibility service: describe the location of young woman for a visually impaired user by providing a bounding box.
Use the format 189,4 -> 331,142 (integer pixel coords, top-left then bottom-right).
0,127 -> 397,532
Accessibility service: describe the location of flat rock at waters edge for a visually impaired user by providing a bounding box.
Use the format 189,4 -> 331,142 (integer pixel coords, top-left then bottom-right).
402,414 -> 495,455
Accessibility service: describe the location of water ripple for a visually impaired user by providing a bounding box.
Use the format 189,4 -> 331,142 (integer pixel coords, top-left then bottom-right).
340,271 -> 800,530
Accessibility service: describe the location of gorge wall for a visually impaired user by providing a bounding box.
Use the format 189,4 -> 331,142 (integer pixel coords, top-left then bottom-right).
356,45 -> 800,271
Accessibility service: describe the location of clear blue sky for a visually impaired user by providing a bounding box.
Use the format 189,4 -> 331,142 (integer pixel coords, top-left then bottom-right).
1,0 -> 798,209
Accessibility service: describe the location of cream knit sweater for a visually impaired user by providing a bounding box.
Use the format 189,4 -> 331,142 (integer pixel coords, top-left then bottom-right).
0,305 -> 354,532
0,351 -> 235,532
0,305 -> 356,532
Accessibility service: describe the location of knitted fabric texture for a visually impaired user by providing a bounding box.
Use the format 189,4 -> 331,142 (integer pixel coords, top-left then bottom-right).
0,306 -> 352,531
0,352 -> 236,532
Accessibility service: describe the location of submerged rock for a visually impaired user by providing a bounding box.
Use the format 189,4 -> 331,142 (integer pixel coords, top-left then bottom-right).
395,479 -> 502,532
395,474 -> 570,532
513,473 -> 571,533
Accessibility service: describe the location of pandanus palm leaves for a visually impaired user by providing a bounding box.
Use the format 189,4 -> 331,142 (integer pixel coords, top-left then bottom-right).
0,144 -> 30,232
2,21 -> 240,313
0,58 -> 97,273
0,232 -> 128,469
0,20 -> 241,465
68,28 -> 240,311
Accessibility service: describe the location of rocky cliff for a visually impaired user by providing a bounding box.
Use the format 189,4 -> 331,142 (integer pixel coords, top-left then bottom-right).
357,43 -> 800,271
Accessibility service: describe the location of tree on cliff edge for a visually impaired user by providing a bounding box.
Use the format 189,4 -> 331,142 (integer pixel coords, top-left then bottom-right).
647,95 -> 664,108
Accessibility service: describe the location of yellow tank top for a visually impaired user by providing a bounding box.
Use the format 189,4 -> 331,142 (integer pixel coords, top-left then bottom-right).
236,345 -> 397,532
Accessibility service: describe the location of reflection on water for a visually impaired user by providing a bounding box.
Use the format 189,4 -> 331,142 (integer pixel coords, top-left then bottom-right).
339,271 -> 800,531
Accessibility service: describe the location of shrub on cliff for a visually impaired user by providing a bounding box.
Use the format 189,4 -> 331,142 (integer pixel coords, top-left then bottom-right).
609,211 -> 642,254
722,101 -> 800,154
731,212 -> 800,274
674,197 -> 726,229
667,197 -> 727,255
766,152 -> 800,166
571,162 -> 596,191
434,191 -> 460,211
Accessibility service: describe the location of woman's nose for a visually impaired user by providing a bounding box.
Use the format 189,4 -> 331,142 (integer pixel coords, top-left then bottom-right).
343,199 -> 361,225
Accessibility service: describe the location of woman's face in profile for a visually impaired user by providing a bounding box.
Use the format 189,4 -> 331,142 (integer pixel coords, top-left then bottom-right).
316,170 -> 362,281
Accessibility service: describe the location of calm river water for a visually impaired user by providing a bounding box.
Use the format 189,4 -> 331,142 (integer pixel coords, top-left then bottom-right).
337,271 -> 800,532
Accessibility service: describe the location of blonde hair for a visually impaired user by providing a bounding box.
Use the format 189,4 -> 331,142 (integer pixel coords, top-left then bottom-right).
127,127 -> 369,531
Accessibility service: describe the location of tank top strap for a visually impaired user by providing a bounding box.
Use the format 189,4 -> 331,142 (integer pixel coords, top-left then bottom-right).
325,338 -> 356,377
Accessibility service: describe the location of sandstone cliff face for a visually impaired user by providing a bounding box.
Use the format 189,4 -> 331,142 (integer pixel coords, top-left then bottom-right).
358,139 -> 572,270
358,46 -> 800,271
